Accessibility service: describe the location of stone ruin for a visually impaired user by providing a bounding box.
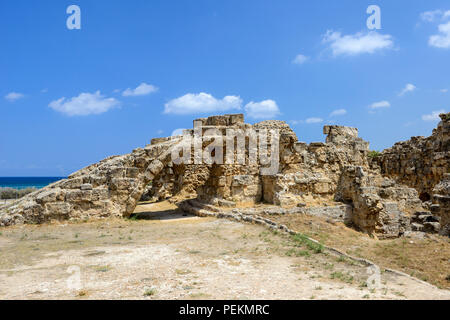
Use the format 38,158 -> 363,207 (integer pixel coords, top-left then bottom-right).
1,113 -> 449,239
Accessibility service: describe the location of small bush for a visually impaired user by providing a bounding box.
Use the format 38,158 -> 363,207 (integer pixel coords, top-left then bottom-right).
144,288 -> 156,296
126,215 -> 139,221
77,290 -> 88,297
368,151 -> 382,159
0,187 -> 37,200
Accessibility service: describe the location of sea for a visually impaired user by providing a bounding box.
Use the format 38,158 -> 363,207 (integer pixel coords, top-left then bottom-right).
0,177 -> 66,190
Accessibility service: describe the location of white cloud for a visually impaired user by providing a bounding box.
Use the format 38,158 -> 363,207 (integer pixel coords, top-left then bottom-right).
305,117 -> 323,124
441,88 -> 448,93
5,92 -> 24,102
122,83 -> 158,97
420,10 -> 450,48
49,91 -> 120,116
245,100 -> 280,119
420,10 -> 450,22
292,54 -> 309,65
421,10 -> 444,22
171,128 -> 186,136
369,100 -> 390,109
399,83 -> 417,96
422,109 -> 446,121
329,109 -> 347,117
291,117 -> 324,125
322,30 -> 394,56
429,21 -> 450,48
164,93 -> 242,115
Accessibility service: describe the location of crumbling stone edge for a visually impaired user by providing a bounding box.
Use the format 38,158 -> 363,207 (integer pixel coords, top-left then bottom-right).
178,199 -> 439,289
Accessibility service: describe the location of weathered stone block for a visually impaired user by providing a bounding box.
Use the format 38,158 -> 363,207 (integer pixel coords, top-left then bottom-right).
91,188 -> 109,201
45,202 -> 71,216
60,178 -> 83,189
143,169 -> 155,182
134,156 -> 148,168
65,190 -> 92,202
148,159 -> 164,175
217,199 -> 236,208
126,167 -> 140,178
110,178 -> 137,191
80,183 -> 93,191
232,175 -> 255,186
106,167 -> 125,179
423,222 -> 440,233
36,190 -> 60,204
314,182 -> 331,194
227,113 -> 244,125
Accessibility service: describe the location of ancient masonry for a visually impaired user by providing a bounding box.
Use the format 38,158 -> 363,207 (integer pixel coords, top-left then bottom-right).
1,113 -> 449,238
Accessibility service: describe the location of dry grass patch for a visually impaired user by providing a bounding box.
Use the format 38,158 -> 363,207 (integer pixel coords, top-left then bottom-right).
262,213 -> 450,289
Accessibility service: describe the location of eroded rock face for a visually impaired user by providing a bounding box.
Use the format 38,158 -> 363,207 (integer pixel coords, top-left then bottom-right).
335,166 -> 423,238
378,113 -> 449,198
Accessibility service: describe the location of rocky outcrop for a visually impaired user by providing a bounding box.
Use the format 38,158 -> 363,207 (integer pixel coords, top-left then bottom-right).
372,112 -> 449,236
335,166 -> 424,238
378,113 -> 449,199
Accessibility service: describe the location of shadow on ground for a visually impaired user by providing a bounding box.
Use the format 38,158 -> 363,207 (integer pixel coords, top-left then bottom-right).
130,201 -> 194,221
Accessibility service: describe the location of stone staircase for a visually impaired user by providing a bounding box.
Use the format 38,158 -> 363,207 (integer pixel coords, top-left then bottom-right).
411,211 -> 441,234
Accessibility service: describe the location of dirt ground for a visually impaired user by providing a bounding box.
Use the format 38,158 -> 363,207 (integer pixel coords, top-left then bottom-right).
0,202 -> 449,300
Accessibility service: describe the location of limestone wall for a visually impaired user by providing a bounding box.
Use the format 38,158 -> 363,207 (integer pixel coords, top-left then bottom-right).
378,113 -> 449,198
335,166 -> 423,238
432,173 -> 450,236
192,118 -> 370,207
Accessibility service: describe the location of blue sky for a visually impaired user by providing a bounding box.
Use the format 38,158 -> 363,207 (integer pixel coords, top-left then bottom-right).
1,0 -> 449,176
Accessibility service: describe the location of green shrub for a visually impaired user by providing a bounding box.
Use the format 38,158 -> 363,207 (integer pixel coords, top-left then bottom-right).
0,187 -> 37,200
291,233 -> 324,254
144,288 -> 156,296
368,150 -> 382,159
